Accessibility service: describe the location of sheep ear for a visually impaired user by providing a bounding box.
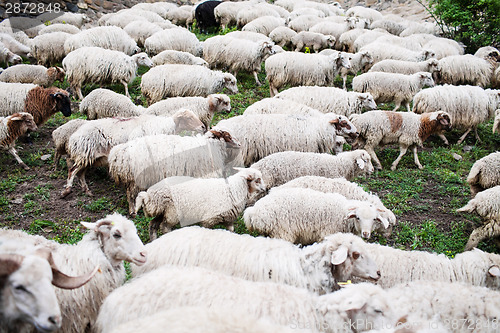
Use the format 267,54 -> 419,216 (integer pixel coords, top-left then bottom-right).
376,216 -> 390,229
346,206 -> 357,220
356,157 -> 366,170
331,245 -> 349,265
342,294 -> 367,312
0,253 -> 23,276
489,265 -> 500,277
429,112 -> 439,121
9,115 -> 23,121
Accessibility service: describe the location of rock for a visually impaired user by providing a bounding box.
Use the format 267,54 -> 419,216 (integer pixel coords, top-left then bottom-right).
452,153 -> 462,161
41,154 -> 52,161
463,145 -> 474,152
11,198 -> 23,204
77,0 -> 88,10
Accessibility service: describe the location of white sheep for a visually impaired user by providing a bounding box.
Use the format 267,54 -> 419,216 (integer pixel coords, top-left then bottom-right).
288,15 -> 322,32
494,110 -> 500,134
369,19 -> 407,36
64,26 -> 140,56
165,7 -> 193,28
63,47 -> 153,100
269,26 -> 297,48
123,21 -> 163,48
412,85 -> 500,144
236,5 -> 280,29
399,21 -> 441,37
265,51 -> 351,97
291,31 -> 335,53
146,94 -> 231,129
359,43 -> 435,63
79,88 -> 144,120
30,32 -> 72,67
214,1 -> 251,30
0,33 -> 30,58
108,129 -> 242,214
98,10 -> 163,28
339,50 -> 373,90
339,28 -> 368,53
352,72 -> 435,112
135,168 -> 266,239
0,82 -> 37,115
38,23 -> 81,35
243,98 -> 324,117
37,12 -> 88,28
434,54 -> 493,88
250,150 -> 374,191
0,41 -> 22,67
0,64 -> 64,87
0,213 -> 147,333
95,266 -> 396,333
144,28 -> 202,57
276,86 -> 377,116
225,30 -> 273,43
214,113 -> 358,166
371,35 -> 424,52
346,6 -> 383,25
352,30 -> 389,52
242,16 -> 286,36
350,110 -> 452,170
52,118 -> 87,170
152,49 -> 208,67
369,58 -> 440,76
140,64 -> 238,104
466,152 -> 500,197
62,110 -> 205,197
422,37 -> 464,59
0,113 -> 38,170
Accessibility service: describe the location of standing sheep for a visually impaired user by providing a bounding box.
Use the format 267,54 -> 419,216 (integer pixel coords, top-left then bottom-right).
0,113 -> 37,170
79,88 -> 144,120
151,50 -> 208,67
64,26 -> 140,56
265,51 -> 351,96
291,31 -> 336,53
123,21 -> 163,48
434,54 -> 494,88
141,64 -> 238,103
0,33 -> 30,58
242,16 -> 286,36
52,119 -> 87,170
339,51 -> 373,90
269,26 -> 297,48
63,47 -> 153,100
144,28 -> 202,57
0,65 -> 64,87
358,43 -> 435,63
352,71 -> 435,112
195,0 -> 222,33
0,41 -> 22,67
350,110 -> 452,170
30,32 -> 72,67
369,58 -> 440,76
214,1 -> 250,30
135,168 -> 266,239
466,152 -> 500,197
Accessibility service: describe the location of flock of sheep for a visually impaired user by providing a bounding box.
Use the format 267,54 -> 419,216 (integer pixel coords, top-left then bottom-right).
1,0 -> 500,332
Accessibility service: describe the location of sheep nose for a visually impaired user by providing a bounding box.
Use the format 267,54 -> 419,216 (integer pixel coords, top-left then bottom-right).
140,251 -> 147,258
377,271 -> 381,277
362,231 -> 369,238
48,315 -> 61,326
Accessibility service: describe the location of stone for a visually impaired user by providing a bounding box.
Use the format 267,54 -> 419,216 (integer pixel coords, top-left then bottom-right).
41,154 -> 51,161
102,0 -> 115,10
452,153 -> 463,161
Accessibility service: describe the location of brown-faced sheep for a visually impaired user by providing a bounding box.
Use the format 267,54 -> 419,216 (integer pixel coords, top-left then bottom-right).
0,112 -> 37,170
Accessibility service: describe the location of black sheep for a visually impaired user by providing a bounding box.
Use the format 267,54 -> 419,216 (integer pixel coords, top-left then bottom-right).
195,0 -> 222,34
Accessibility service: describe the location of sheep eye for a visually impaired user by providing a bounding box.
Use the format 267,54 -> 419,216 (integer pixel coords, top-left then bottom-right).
113,232 -> 122,239
352,252 -> 360,260
255,179 -> 261,184
374,309 -> 383,314
14,285 -> 28,293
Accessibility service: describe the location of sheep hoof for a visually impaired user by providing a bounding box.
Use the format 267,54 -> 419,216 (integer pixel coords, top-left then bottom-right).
390,166 -> 397,171
21,164 -> 30,171
61,188 -> 72,198
84,190 -> 94,197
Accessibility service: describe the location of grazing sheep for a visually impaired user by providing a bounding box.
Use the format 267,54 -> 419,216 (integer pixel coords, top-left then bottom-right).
136,168 -> 266,238
0,82 -> 37,115
214,113 -> 358,166
165,7 -> 193,28
288,15 -> 321,32
422,37 -> 464,59
62,110 -> 205,197
30,32 -> 72,67
123,21 -> 163,48
214,1 -> 250,30
350,110 -> 451,170
339,28 -> 369,53
63,47 -> 153,100
0,41 -> 22,67
144,28 -> 202,57
0,33 -> 30,58
52,119 -> 87,170
242,16 -> 286,36
359,43 -> 435,63
269,26 -> 297,48
370,19 -> 406,36
236,5 -> 280,29
0,213 -> 147,333
458,186 -> 500,219
152,49 -> 208,67
371,35 -> 423,52
352,30 -> 389,53
0,113 -> 37,170
64,26 -> 140,56
195,0 -> 222,33
131,227 -> 381,294
243,98 -> 324,117
141,64 -> 238,103
95,266 -> 395,333
250,150 -> 374,191
79,88 -> 144,120
146,94 -> 231,129
339,51 -> 373,90
434,54 -> 493,88
37,12 -> 88,28
38,23 -> 81,35
399,22 -> 441,37
466,152 -> 500,196
276,86 -> 377,116
291,31 -> 335,53
0,65 -> 64,87
108,130 -> 242,214
412,85 -> 500,144
265,51 -> 351,96
369,58 -> 440,76
352,72 -> 435,112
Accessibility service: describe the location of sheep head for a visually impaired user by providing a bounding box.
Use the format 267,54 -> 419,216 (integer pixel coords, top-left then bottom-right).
49,90 -> 72,117
8,112 -> 37,134
208,94 -> 231,114
133,52 -> 153,68
208,129 -> 241,149
235,167 -> 266,195
358,93 -> 377,111
416,72 -> 435,88
328,114 -> 358,142
222,73 -> 238,95
172,108 -> 206,134
346,202 -> 390,239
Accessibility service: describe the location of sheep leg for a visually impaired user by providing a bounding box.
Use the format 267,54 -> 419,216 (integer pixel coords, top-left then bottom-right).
390,144 -> 409,171
148,215 -> 163,241
392,100 -> 402,112
364,145 -> 383,170
465,220 -> 500,250
8,147 -> 29,170
252,71 -> 262,86
405,101 -> 411,112
269,83 -> 279,97
121,80 -> 130,99
473,127 -> 481,143
456,128 -> 472,145
75,85 -> 84,101
438,133 -> 449,145
127,186 -> 140,216
62,164 -> 83,197
411,145 -> 423,169
77,168 -> 93,196
226,222 -> 234,232
342,74 -> 348,90
53,151 -> 61,170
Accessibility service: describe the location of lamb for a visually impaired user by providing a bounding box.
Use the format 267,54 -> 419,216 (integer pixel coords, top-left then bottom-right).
339,51 -> 373,90
135,168 -> 266,239
108,129 -> 242,214
145,94 -> 231,129
265,51 -> 351,97
0,33 -> 30,58
38,23 -> 81,35
0,113 -> 37,170
352,72 -> 435,112
269,26 -> 297,48
140,65 -> 238,104
275,86 -> 377,116
350,110 -> 452,170
412,85 -> 500,144
0,41 -> 22,67
466,152 -> 500,196
151,49 -> 208,67
242,16 -> 286,36
131,227 -> 380,294
359,43 -> 435,63
79,88 -> 144,120
62,110 -> 205,197
434,54 -> 493,88
214,113 -> 358,166
52,119 -> 87,170
0,65 -> 65,87
62,47 -> 153,100
243,98 -> 324,117
64,26 -> 140,56
0,213 -> 147,333
250,150 -> 374,191
291,31 -> 336,53
369,58 -> 440,76
30,32 -> 72,67
244,188 -> 390,244
144,28 -> 202,57
123,21 -> 163,48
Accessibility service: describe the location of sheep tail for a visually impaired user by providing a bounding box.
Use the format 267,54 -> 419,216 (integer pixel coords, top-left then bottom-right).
457,201 -> 476,214
467,164 -> 481,185
135,191 -> 148,215
243,207 -> 255,231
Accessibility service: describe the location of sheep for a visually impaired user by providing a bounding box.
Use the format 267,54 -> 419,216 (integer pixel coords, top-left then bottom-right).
422,37 -> 464,59
0,41 -> 22,67
145,94 -> 231,129
359,43 -> 435,63
352,72 -> 435,112
214,113 -> 358,166
276,176 -> 396,237
130,2 -> 178,18
165,7 -> 193,28
108,129 -> 242,214
30,32 -> 72,67
0,82 -> 37,115
288,7 -> 326,20
494,110 -> 500,134
350,110 -> 451,170
287,15 -> 321,32
38,24 -> 81,35
144,28 -> 202,57
79,88 -> 144,120
291,31 -> 335,53
339,51 -> 373,90
369,58 -> 440,76
195,0 -> 223,33
236,5 -> 280,29
214,1 -> 250,30
275,86 -> 377,117
132,227 -> 381,295
369,19 -> 406,36
0,213 -> 147,333
141,64 -> 238,104
37,12 -> 88,28
265,51 -> 351,97
370,35 -> 423,52
0,65 -> 64,87
62,110 -> 205,197
412,85 -> 500,144
346,6 -> 383,25
352,30 -> 389,53
339,28 -> 369,53
136,168 -> 266,239
0,33 -> 30,58
95,266 -> 396,333
242,16 -> 286,36
64,26 -> 140,56
250,150 -> 374,191
123,21 -> 163,48
52,119 -> 87,170
269,26 -> 297,48
0,17 -> 43,38
399,21 -> 441,37
0,113 -> 37,170
466,152 -> 500,197
243,98 -> 324,117
434,54 -> 493,88
225,30 -> 273,43
62,47 -> 153,100
151,49 -> 208,67
97,12 -> 151,29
